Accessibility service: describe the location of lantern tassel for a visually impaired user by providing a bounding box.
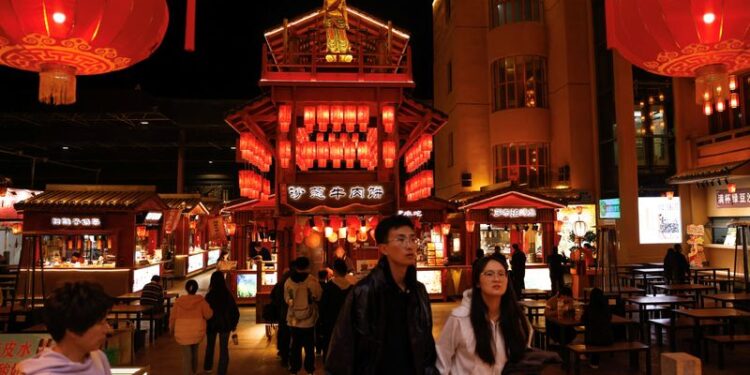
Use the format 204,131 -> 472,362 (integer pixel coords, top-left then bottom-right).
185,0 -> 197,51
38,63 -> 76,105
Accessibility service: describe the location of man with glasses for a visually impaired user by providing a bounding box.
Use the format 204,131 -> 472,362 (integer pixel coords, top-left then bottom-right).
325,215 -> 437,375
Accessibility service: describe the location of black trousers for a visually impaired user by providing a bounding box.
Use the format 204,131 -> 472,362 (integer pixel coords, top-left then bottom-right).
277,320 -> 290,362
290,326 -> 315,374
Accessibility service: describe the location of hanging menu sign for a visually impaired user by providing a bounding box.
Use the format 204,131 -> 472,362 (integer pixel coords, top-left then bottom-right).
284,183 -> 393,211
489,207 -> 537,219
716,188 -> 750,208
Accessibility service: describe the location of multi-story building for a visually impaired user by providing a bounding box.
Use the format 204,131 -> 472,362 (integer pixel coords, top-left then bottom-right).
433,0 -> 750,275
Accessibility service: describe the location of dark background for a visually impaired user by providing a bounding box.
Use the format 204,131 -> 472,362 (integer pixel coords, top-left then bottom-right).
0,0 -> 434,197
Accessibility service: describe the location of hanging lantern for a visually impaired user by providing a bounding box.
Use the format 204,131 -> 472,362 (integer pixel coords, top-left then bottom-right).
573,220 -> 588,238
136,225 -> 147,238
330,134 -> 343,168
347,232 -> 357,243
10,223 -> 22,235
317,105 -> 330,132
279,140 -> 291,169
344,138 -> 357,168
357,105 -> 370,131
554,220 -> 564,233
730,93 -> 739,108
225,222 -> 237,236
330,105 -> 344,132
465,220 -> 476,233
316,134 -> 329,167
329,215 -> 342,231
665,191 -> 675,199
383,141 -> 396,168
606,0 -> 750,115
703,101 -> 713,115
729,75 -> 738,91
716,99 -> 725,112
381,105 -> 395,133
303,106 -> 316,132
338,227 -> 347,239
278,104 -> 292,133
324,227 -> 334,238
441,223 -> 451,236
727,183 -> 737,193
304,231 -> 322,248
328,232 -> 339,243
0,1 -> 169,105
344,105 -> 357,132
357,231 -> 368,242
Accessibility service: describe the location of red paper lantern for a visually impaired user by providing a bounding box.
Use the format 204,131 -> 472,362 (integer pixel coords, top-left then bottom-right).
224,222 -> 237,236
383,141 -> 396,168
465,220 -> 476,233
316,134 -> 329,168
381,105 -> 395,133
727,183 -> 737,193
0,1 -> 169,105
344,105 -> 357,132
10,223 -> 22,235
317,105 -> 330,132
606,0 -> 750,113
278,104 -> 292,133
303,106 -> 316,132
330,105 -> 344,132
279,140 -> 291,169
136,225 -> 147,238
357,105 -> 370,131
441,223 -> 451,236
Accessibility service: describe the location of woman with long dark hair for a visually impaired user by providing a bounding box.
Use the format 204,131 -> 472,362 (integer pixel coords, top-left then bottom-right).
437,254 -> 531,374
203,271 -> 240,375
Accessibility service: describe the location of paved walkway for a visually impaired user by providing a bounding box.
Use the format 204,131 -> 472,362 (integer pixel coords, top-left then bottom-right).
134,270 -> 750,374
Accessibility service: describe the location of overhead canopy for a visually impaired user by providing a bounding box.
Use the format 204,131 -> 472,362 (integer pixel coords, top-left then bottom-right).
221,196 -> 276,213
0,188 -> 41,221
15,185 -> 167,212
452,187 -> 566,211
667,160 -> 750,184
159,194 -> 210,215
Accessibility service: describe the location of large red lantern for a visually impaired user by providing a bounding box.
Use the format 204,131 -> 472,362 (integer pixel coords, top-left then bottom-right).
606,0 -> 750,114
381,105 -> 395,133
330,105 -> 344,132
344,105 -> 357,132
317,105 -> 330,132
0,0 -> 169,105
383,141 -> 396,168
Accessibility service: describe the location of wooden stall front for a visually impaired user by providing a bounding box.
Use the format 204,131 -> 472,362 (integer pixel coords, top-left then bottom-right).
14,185 -> 169,298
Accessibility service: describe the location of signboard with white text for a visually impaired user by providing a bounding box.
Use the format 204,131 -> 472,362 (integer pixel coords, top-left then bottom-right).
284,183 -> 393,210
716,188 -> 750,208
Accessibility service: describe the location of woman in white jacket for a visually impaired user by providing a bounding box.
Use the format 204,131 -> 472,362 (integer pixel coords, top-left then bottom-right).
437,254 -> 532,374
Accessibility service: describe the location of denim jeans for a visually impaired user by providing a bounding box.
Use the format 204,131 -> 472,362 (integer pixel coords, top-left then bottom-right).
181,343 -> 199,375
289,327 -> 315,374
204,329 -> 230,375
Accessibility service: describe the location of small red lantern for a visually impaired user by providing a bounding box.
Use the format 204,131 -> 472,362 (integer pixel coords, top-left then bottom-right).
381,105 -> 395,133
330,105 -> 344,132
278,104 -> 292,133
383,141 -> 396,168
304,106 -> 317,132
279,140 -> 291,169
136,225 -> 147,238
10,223 -> 22,235
330,135 -> 343,168
441,223 -> 451,236
316,134 -> 329,168
465,220 -> 476,233
357,105 -> 370,131
317,105 -> 330,132
345,105 -> 357,132
727,183 -> 737,193
225,222 -> 237,236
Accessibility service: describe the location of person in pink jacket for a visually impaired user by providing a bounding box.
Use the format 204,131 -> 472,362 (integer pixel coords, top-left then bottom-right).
170,279 -> 213,375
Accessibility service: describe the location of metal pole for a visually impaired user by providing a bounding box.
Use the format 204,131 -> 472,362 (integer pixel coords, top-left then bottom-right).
742,225 -> 749,291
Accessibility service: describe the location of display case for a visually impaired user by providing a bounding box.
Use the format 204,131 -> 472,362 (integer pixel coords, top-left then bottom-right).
206,248 -> 221,267
229,270 -> 259,304
187,251 -> 205,274
132,263 -> 161,292
417,268 -> 443,296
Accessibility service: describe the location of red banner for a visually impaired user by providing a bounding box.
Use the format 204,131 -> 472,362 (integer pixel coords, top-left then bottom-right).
208,217 -> 226,243
163,209 -> 182,234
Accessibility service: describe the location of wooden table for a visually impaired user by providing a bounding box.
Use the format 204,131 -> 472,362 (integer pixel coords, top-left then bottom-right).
652,283 -> 716,306
116,292 -> 179,317
702,293 -> 750,308
632,268 -> 664,293
519,300 -> 546,322
673,308 -> 750,355
545,312 -> 640,367
625,295 -> 693,339
521,289 -> 550,300
690,267 -> 731,290
110,304 -> 153,344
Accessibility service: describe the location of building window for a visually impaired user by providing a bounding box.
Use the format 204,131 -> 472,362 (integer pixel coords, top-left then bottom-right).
494,143 -> 549,187
448,132 -> 454,167
490,0 -> 543,28
705,72 -> 750,135
492,56 -> 548,111
447,61 -> 453,93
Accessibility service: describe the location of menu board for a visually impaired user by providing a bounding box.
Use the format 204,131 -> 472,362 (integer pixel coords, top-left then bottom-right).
236,273 -> 258,298
638,197 -> 682,244
417,269 -> 443,295
187,253 -> 204,273
132,264 -> 160,292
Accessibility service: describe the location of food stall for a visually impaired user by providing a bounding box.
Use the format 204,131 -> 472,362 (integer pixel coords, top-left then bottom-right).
14,185 -> 169,297
159,194 -> 211,278
0,188 -> 40,265
452,187 -> 567,290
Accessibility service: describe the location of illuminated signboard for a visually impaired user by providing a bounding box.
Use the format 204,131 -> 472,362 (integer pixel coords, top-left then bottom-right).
638,197 -> 682,244
132,264 -> 160,292
51,217 -> 102,227
716,188 -> 750,208
398,210 -> 423,218
599,198 -> 621,219
489,208 -> 537,219
237,273 -> 258,298
285,183 -> 393,210
187,253 -> 204,273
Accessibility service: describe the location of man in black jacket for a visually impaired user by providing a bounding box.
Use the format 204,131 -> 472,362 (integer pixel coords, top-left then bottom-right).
325,215 -> 437,375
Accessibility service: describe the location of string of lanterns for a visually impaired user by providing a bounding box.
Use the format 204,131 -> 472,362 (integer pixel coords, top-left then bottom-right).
405,170 -> 434,202
239,133 -> 273,172
405,135 -> 433,173
293,215 -> 380,244
238,170 -> 271,199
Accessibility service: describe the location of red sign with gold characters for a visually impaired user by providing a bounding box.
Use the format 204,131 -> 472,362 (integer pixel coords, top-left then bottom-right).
716,188 -> 750,208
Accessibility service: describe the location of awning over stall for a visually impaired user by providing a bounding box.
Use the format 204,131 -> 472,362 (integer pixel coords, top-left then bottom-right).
667,160 -> 750,185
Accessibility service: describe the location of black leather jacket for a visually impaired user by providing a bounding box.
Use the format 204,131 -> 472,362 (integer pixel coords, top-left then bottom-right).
325,256 -> 437,375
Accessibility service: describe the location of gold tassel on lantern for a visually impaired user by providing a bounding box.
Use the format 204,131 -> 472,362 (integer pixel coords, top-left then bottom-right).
38,63 -> 77,105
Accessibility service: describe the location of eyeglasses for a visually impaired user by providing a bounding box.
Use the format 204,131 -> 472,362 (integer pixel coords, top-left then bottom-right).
481,270 -> 508,279
389,236 -> 419,247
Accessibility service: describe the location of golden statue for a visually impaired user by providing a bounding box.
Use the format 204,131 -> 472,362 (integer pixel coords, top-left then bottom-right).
323,0 -> 352,63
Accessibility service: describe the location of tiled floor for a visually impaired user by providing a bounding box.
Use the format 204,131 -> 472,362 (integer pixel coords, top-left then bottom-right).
135,271 -> 750,374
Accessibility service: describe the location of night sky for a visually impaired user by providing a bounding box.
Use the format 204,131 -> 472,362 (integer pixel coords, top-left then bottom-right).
0,0 -> 435,104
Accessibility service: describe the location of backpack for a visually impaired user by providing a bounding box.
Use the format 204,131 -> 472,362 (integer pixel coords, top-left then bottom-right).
290,285 -> 314,321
